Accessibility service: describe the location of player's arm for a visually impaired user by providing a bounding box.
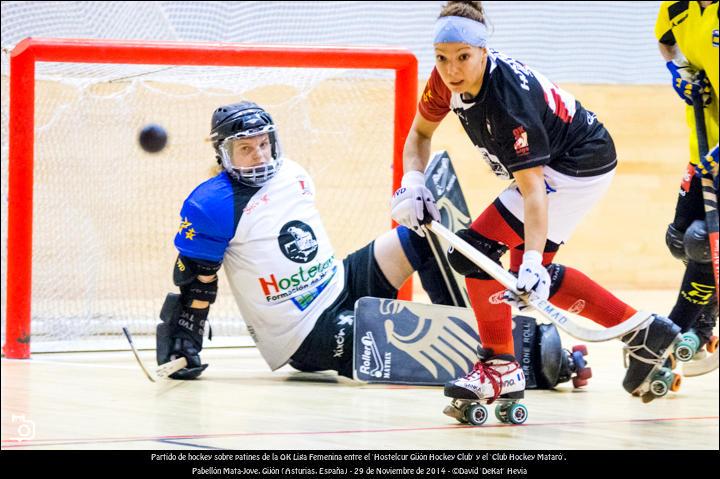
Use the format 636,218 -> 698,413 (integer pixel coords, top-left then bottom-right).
392,111 -> 443,236
157,196 -> 230,379
392,70 -> 449,236
511,166 -> 550,302
512,166 -> 548,255
156,255 -> 222,380
403,112 -> 441,175
654,2 -> 704,105
657,41 -> 679,63
493,84 -> 552,301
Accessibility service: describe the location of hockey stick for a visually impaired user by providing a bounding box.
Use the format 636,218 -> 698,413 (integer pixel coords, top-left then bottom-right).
691,87 -> 720,304
122,327 -> 156,383
426,221 -> 652,342
682,347 -> 719,377
156,357 -> 188,379
122,327 -> 188,381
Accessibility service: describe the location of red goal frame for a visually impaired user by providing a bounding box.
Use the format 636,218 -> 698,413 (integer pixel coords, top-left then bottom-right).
4,37 -> 417,359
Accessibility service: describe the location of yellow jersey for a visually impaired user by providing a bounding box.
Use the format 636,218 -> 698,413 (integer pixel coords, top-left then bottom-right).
655,1 -> 719,100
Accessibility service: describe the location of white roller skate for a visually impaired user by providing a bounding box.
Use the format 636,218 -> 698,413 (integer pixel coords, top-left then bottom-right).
443,349 -> 527,426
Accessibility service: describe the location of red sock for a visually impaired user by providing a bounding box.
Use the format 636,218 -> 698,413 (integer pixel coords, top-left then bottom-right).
466,277 -> 514,356
550,266 -> 637,327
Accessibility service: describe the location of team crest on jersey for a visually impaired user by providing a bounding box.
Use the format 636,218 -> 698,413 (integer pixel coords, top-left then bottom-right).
297,176 -> 312,196
278,221 -> 319,263
422,85 -> 433,103
477,147 -> 510,179
513,126 -> 530,156
177,216 -> 196,240
712,30 -> 718,48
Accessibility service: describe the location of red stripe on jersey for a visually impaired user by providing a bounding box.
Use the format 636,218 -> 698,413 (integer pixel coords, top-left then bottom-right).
551,89 -> 572,124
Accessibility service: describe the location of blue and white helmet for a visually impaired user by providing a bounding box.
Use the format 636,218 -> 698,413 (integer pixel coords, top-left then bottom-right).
210,101 -> 283,187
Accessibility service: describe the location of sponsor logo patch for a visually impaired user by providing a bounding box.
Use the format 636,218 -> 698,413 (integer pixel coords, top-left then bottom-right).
489,290 -> 506,305
333,314 -> 353,359
513,126 -> 530,156
359,332 -> 388,379
278,220 -> 318,263
681,282 -> 715,305
568,299 -> 586,314
258,257 -> 337,308
243,193 -> 270,215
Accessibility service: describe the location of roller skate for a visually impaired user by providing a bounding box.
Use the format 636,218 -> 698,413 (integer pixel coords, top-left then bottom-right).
681,309 -> 719,377
533,322 -> 592,389
443,349 -> 527,426
562,345 -> 593,389
621,314 -> 683,403
675,330 -> 718,362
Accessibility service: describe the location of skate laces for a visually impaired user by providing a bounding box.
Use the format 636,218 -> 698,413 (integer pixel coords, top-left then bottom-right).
622,326 -> 664,368
465,361 -> 504,403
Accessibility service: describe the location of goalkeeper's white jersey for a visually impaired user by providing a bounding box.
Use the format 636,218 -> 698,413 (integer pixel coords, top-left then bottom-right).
174,159 -> 345,369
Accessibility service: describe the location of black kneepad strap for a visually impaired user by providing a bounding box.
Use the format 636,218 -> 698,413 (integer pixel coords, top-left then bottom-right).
666,223 -> 687,262
447,228 -> 507,279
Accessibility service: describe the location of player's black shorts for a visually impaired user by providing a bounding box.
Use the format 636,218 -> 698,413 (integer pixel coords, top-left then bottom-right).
288,240 -> 397,378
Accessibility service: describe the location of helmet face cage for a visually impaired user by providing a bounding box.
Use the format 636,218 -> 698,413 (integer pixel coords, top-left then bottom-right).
210,103 -> 283,187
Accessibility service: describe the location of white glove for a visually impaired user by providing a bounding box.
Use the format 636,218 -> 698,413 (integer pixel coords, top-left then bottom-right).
503,250 -> 550,310
391,170 -> 440,237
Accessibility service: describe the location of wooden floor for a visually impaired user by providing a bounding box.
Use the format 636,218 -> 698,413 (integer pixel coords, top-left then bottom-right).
1,290 -> 717,451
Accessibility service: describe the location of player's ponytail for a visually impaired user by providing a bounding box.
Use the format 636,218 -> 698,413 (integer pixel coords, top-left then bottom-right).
438,1 -> 486,24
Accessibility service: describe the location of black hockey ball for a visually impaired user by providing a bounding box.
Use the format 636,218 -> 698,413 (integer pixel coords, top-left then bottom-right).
139,124 -> 168,153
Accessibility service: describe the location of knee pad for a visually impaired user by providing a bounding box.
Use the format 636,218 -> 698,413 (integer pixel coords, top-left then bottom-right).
666,224 -> 687,262
397,225 -> 462,306
447,229 -> 507,280
684,219 -> 711,264
396,225 -> 433,269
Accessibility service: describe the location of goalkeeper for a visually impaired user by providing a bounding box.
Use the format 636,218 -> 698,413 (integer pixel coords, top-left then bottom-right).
156,101 -> 454,379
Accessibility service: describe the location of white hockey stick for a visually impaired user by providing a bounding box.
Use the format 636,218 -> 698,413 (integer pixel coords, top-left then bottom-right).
682,350 -> 719,377
122,327 -> 156,383
122,327 -> 188,381
426,221 -> 652,342
156,357 -> 188,379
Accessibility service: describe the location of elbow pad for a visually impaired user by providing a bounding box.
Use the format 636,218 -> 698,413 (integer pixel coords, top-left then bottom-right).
173,255 -> 222,305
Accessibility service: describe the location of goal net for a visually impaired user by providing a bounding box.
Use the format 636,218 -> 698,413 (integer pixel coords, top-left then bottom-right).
1,39 -> 416,356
